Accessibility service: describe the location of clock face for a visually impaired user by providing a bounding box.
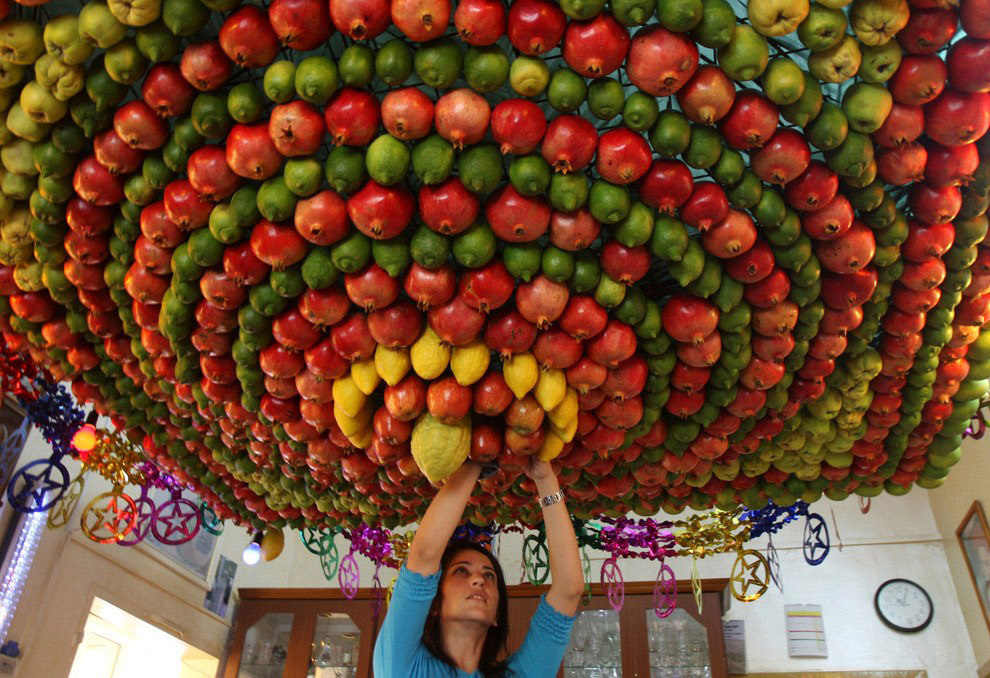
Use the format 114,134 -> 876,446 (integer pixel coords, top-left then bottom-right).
875,579 -> 934,633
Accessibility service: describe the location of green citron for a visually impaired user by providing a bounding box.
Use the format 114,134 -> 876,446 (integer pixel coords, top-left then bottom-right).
570,251 -> 601,293
452,221 -> 496,268
560,0 -> 607,19
780,72 -> 822,127
594,272 -> 626,308
610,0 -> 654,25
658,0 -> 703,32
717,25 -> 770,81
589,180 -> 630,224
331,230 -> 372,273
295,56 -> 339,105
366,134 -> 411,186
546,68 -> 587,113
412,134 -> 455,185
509,154 -> 551,196
257,176 -> 297,222
509,55 -> 550,97
338,44 -> 375,88
711,148 -> 745,186
135,21 -> 180,63
415,38 -> 462,89
503,242 -> 541,282
611,201 -> 655,247
797,4 -> 847,51
263,60 -> 297,104
649,216 -> 690,261
191,92 -> 232,139
860,41 -> 902,84
465,45 -> 509,93
372,232 -> 412,277
325,146 -> 367,194
691,0 -> 736,48
669,239 -> 706,286
458,144 -> 503,194
301,247 -> 338,289
104,38 -> 148,84
409,224 -> 449,269
841,82 -> 893,133
762,58 -> 805,105
683,125 -> 722,169
806,101 -> 849,151
541,245 -> 575,282
161,0 -> 208,37
376,40 -> 414,86
587,78 -> 625,121
728,170 -> 763,209
622,91 -> 659,132
271,266 -> 305,298
227,83 -> 265,124
649,110 -> 691,157
614,285 -> 646,324
548,172 -> 589,211
284,158 -> 323,197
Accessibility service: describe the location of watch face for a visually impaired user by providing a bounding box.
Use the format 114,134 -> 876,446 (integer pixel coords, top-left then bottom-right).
875,579 -> 933,632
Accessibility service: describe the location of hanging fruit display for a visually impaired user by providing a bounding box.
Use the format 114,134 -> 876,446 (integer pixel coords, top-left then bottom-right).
0,0 -> 988,533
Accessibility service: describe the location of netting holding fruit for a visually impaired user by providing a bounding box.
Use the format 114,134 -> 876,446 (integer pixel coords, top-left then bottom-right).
0,0 -> 988,532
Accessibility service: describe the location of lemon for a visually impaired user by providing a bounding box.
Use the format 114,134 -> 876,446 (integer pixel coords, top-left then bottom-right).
350,357 -> 381,395
533,368 -> 566,412
503,351 -> 538,399
347,425 -> 374,449
332,375 -> 367,418
375,345 -> 411,386
411,325 -> 450,379
410,413 -> 471,483
550,414 -> 579,443
334,400 -> 372,437
537,429 -> 565,462
450,339 -> 490,386
547,387 -> 579,430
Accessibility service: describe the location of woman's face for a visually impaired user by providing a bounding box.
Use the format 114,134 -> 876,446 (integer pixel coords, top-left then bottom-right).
439,549 -> 500,627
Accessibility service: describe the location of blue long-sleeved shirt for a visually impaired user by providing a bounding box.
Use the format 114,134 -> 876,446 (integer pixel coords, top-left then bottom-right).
373,565 -> 576,677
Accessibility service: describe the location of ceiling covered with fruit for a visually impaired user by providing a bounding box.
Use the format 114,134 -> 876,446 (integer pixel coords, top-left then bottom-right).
0,0 -> 987,534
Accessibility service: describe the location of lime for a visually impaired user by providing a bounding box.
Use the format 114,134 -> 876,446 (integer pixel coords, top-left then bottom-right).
570,250 -> 601,292
415,38 -> 463,89
162,0 -> 209,36
806,101 -> 848,151
331,230 -> 372,273
560,0 -> 607,19
452,221 -> 496,268
683,125 -> 723,169
172,117 -> 204,151
249,281 -> 290,316
271,266 -> 305,298
227,83 -> 266,124
588,179 -> 630,224
547,68 -> 587,113
208,204 -> 243,244
658,0 -> 702,32
284,157 -> 323,197
188,227 -> 223,267
366,134 -> 411,186
325,146 -> 367,195
687,254 -> 722,298
541,245 -> 575,282
376,39 -> 414,86
301,247 -> 338,289
458,143 -> 503,194
610,0 -> 654,25
509,154 -> 551,196
339,44 -> 375,87
780,73 -> 822,127
587,77 -> 625,121
548,172 -> 589,211
412,134 -> 455,185
372,232 -> 412,277
669,238 -> 705,286
295,56 -> 339,106
503,242 -> 541,282
649,110 -> 691,157
410,223 -> 450,269
104,38 -> 148,85
622,91 -> 659,132
464,45 -> 509,93
611,201 -> 655,247
594,272 -> 626,308
263,60 -> 296,104
135,21 -> 181,63
509,55 -> 549,97
191,92 -> 232,139
614,285 -> 646,324
257,176 -> 298,222
727,170 -> 763,209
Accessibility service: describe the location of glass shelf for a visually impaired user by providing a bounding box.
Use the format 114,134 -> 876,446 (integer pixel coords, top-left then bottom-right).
307,612 -> 361,678
561,609 -> 623,677
239,612 -> 292,678
646,608 -> 712,678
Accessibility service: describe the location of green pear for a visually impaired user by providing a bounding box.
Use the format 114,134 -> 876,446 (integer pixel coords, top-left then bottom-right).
0,19 -> 44,66
762,58 -> 805,105
797,3 -> 847,51
748,0 -> 810,36
808,34 -> 861,83
107,0 -> 163,27
780,72 -> 823,127
690,0 -> 736,48
7,103 -> 51,143
42,15 -> 93,65
841,82 -> 893,133
78,2 -> 127,49
0,58 -> 24,88
859,40 -> 902,83
34,56 -> 85,101
850,0 -> 910,46
717,25 -> 770,81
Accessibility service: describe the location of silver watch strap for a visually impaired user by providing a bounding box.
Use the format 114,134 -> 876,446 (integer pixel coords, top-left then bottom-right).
538,490 -> 565,508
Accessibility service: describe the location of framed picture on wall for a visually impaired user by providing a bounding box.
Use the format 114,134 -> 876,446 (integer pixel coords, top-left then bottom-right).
957,500 -> 990,631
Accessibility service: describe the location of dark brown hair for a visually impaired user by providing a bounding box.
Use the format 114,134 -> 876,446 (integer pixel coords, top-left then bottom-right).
422,540 -> 510,678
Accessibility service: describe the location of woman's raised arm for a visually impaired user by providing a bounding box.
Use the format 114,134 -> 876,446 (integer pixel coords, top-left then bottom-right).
406,461 -> 483,576
526,458 -> 584,616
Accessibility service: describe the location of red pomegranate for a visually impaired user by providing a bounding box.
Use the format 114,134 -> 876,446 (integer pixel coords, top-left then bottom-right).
725,239 -> 774,282
179,40 -> 232,91
434,88 -> 491,148
718,92 -> 780,150
872,102 -> 925,147
702,209 -> 757,258
429,295 -> 487,346
458,260 -> 515,312
560,295 -> 608,340
329,0 -> 390,39
890,55 -> 947,105
219,5 -> 280,68
785,161 -> 838,211
268,0 -> 333,50
325,88 -> 381,147
948,37 -> 990,93
584,319 -> 637,366
638,159 -> 694,214
541,114 -> 598,174
344,263 -> 400,311
226,123 -> 282,180
485,185 -> 551,242
751,129 -> 811,185
924,141 -> 979,187
821,268 -> 879,310
595,128 -> 652,184
506,0 -> 566,55
516,275 -> 569,329
250,219 -> 309,269
744,268 -> 791,307
347,181 -> 415,239
661,294 -> 719,345
802,195 -> 854,240
877,142 -> 928,186
532,328 -> 583,369
483,307 -> 537,357
418,177 -> 479,235
815,220 -> 876,273
676,330 -> 722,367
294,190 -> 349,245
403,263 -> 456,310
566,357 -> 608,394
909,182 -> 961,224
368,300 -> 423,348
454,0 -> 505,45
141,64 -> 196,118
924,90 -> 990,146
187,145 -> 242,201
676,65 -> 736,124
902,220 -> 955,261
625,25 -> 698,97
391,0 -> 451,42
269,100 -> 326,157
549,208 -> 602,251
490,99 -> 547,155
680,182 -> 729,231
897,7 -> 957,54
114,100 -> 169,150
562,12 -> 630,78
381,87 -> 434,141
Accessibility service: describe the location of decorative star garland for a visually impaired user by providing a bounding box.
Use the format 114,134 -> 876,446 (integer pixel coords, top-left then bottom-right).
741,501 -> 810,540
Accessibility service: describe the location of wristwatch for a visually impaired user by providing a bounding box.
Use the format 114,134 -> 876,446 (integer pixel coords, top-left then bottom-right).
538,490 -> 565,508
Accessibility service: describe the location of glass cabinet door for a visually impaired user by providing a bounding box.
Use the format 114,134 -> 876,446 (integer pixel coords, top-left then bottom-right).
562,609 -> 623,677
238,612 -> 295,678
646,607 -> 711,678
307,612 -> 361,678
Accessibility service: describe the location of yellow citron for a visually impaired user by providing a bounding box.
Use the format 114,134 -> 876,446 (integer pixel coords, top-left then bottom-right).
332,375 -> 367,418
334,401 -> 372,437
350,357 -> 380,395
537,429 -> 566,462
550,414 -> 579,444
375,345 -> 411,386
410,413 -> 472,483
533,368 -> 566,412
503,351 -> 538,399
547,387 -> 579,430
450,339 -> 490,386
411,325 -> 450,380
347,426 -> 374,450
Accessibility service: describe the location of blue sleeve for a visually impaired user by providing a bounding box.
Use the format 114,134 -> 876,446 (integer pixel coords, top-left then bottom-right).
506,595 -> 576,678
372,565 -> 441,678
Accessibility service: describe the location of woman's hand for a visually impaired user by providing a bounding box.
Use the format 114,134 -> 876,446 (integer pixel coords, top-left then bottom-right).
523,457 -> 555,484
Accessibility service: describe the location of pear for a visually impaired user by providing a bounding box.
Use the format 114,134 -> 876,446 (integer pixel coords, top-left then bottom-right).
859,41 -> 902,83
42,15 -> 93,65
748,0 -> 810,36
797,3 -> 847,51
841,82 -> 893,133
762,58 -> 805,105
850,0 -> 910,46
78,2 -> 127,49
717,24 -> 769,81
808,34 -> 862,83
0,19 -> 44,66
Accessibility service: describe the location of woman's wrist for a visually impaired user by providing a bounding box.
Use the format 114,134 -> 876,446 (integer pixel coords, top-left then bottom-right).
534,475 -> 561,497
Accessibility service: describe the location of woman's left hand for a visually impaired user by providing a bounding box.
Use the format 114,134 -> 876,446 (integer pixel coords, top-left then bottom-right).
523,457 -> 554,484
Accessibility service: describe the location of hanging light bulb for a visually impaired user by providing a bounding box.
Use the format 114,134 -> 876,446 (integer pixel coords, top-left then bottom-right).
242,533 -> 263,565
71,412 -> 99,457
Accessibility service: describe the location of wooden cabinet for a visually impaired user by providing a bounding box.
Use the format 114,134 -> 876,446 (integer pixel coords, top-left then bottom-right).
224,580 -> 729,678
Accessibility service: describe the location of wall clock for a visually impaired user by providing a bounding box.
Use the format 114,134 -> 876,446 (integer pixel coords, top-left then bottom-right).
874,578 -> 934,633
